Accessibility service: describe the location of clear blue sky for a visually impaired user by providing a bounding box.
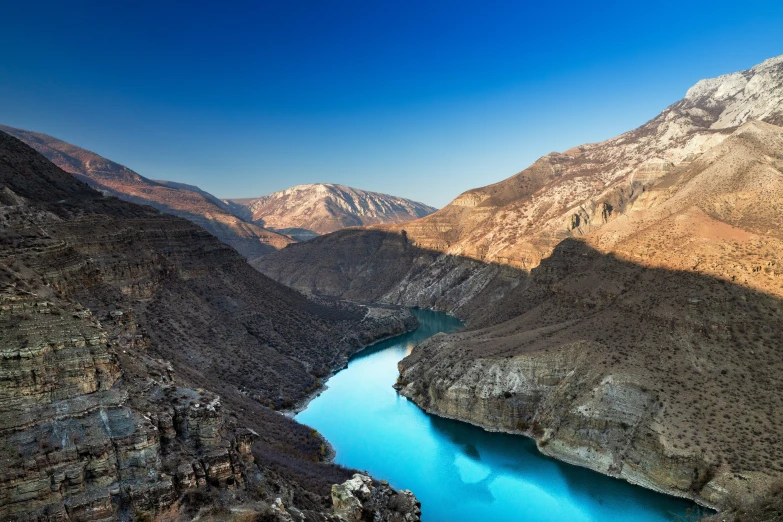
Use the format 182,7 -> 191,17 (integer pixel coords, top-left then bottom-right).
1,1 -> 781,207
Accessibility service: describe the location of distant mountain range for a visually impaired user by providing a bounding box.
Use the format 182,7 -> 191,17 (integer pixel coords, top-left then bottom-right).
0,125 -> 435,255
227,183 -> 436,241
0,125 -> 293,261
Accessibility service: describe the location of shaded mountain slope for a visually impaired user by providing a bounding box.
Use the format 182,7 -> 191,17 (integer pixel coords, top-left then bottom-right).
0,130 -> 419,521
0,125 -> 293,261
229,183 -> 436,241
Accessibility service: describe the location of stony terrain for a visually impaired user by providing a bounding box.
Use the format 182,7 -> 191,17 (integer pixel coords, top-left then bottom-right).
257,55 -> 783,514
0,125 -> 293,262
228,184 -> 436,241
0,130 -> 421,521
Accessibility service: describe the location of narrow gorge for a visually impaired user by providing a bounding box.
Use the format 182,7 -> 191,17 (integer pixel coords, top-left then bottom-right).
3,10 -> 783,520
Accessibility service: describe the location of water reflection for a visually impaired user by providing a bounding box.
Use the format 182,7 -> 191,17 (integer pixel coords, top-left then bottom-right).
296,309 -> 700,522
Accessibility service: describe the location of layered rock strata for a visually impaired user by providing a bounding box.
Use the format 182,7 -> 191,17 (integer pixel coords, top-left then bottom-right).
0,130 -> 419,521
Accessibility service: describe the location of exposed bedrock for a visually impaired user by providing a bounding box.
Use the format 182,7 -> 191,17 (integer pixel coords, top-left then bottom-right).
330,474 -> 421,522
398,343 -> 721,506
0,130 -> 421,520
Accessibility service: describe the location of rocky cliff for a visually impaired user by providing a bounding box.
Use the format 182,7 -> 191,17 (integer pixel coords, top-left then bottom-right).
396,237 -> 783,509
0,125 -> 293,262
0,130 -> 420,521
395,120 -> 783,510
229,183 -> 436,241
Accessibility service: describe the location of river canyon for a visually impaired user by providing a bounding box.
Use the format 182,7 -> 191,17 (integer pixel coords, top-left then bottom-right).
297,309 -> 701,522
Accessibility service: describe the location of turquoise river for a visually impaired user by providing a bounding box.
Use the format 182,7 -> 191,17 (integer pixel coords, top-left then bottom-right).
296,309 -> 703,522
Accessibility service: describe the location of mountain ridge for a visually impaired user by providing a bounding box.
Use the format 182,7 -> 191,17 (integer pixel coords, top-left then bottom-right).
0,125 -> 294,261
258,53 -> 783,287
228,182 -> 436,241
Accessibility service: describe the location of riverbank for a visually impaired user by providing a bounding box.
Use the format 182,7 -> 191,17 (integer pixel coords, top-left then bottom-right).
295,309 -> 697,522
396,385 -> 718,514
281,303 -> 419,418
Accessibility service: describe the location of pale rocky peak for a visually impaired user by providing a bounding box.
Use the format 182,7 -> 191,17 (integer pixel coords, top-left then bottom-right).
232,182 -> 437,239
683,53 -> 783,129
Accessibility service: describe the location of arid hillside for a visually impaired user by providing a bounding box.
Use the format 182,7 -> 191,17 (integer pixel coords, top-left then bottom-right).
257,56 -> 783,320
0,130 -> 421,521
0,125 -> 293,261
387,54 -> 783,270
257,54 -> 783,293
256,56 -> 783,514
229,183 -> 436,240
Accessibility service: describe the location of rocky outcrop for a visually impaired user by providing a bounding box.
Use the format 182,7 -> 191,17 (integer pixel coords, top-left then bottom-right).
331,474 -> 420,522
0,284 -> 261,521
0,258 -> 265,521
211,474 -> 421,522
228,183 -> 436,241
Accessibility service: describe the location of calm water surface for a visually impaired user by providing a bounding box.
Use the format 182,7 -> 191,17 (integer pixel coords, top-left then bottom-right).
296,309 -> 701,522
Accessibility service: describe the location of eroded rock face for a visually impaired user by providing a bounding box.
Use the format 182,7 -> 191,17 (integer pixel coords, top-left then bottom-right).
0,288 -> 260,520
0,130 -> 421,520
0,282 -> 261,520
331,474 -> 421,522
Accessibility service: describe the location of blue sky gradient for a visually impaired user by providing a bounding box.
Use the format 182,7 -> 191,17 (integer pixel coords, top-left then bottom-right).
1,1 -> 782,206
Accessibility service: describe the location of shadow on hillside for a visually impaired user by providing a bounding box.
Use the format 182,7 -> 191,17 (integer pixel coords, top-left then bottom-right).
256,228 -> 783,497
254,228 -> 537,328
255,227 -> 783,334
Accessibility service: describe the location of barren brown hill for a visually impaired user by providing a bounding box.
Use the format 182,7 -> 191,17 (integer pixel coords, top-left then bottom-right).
256,56 -> 783,515
0,130 -> 421,521
390,54 -> 783,270
0,125 -> 293,261
229,183 -> 436,241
